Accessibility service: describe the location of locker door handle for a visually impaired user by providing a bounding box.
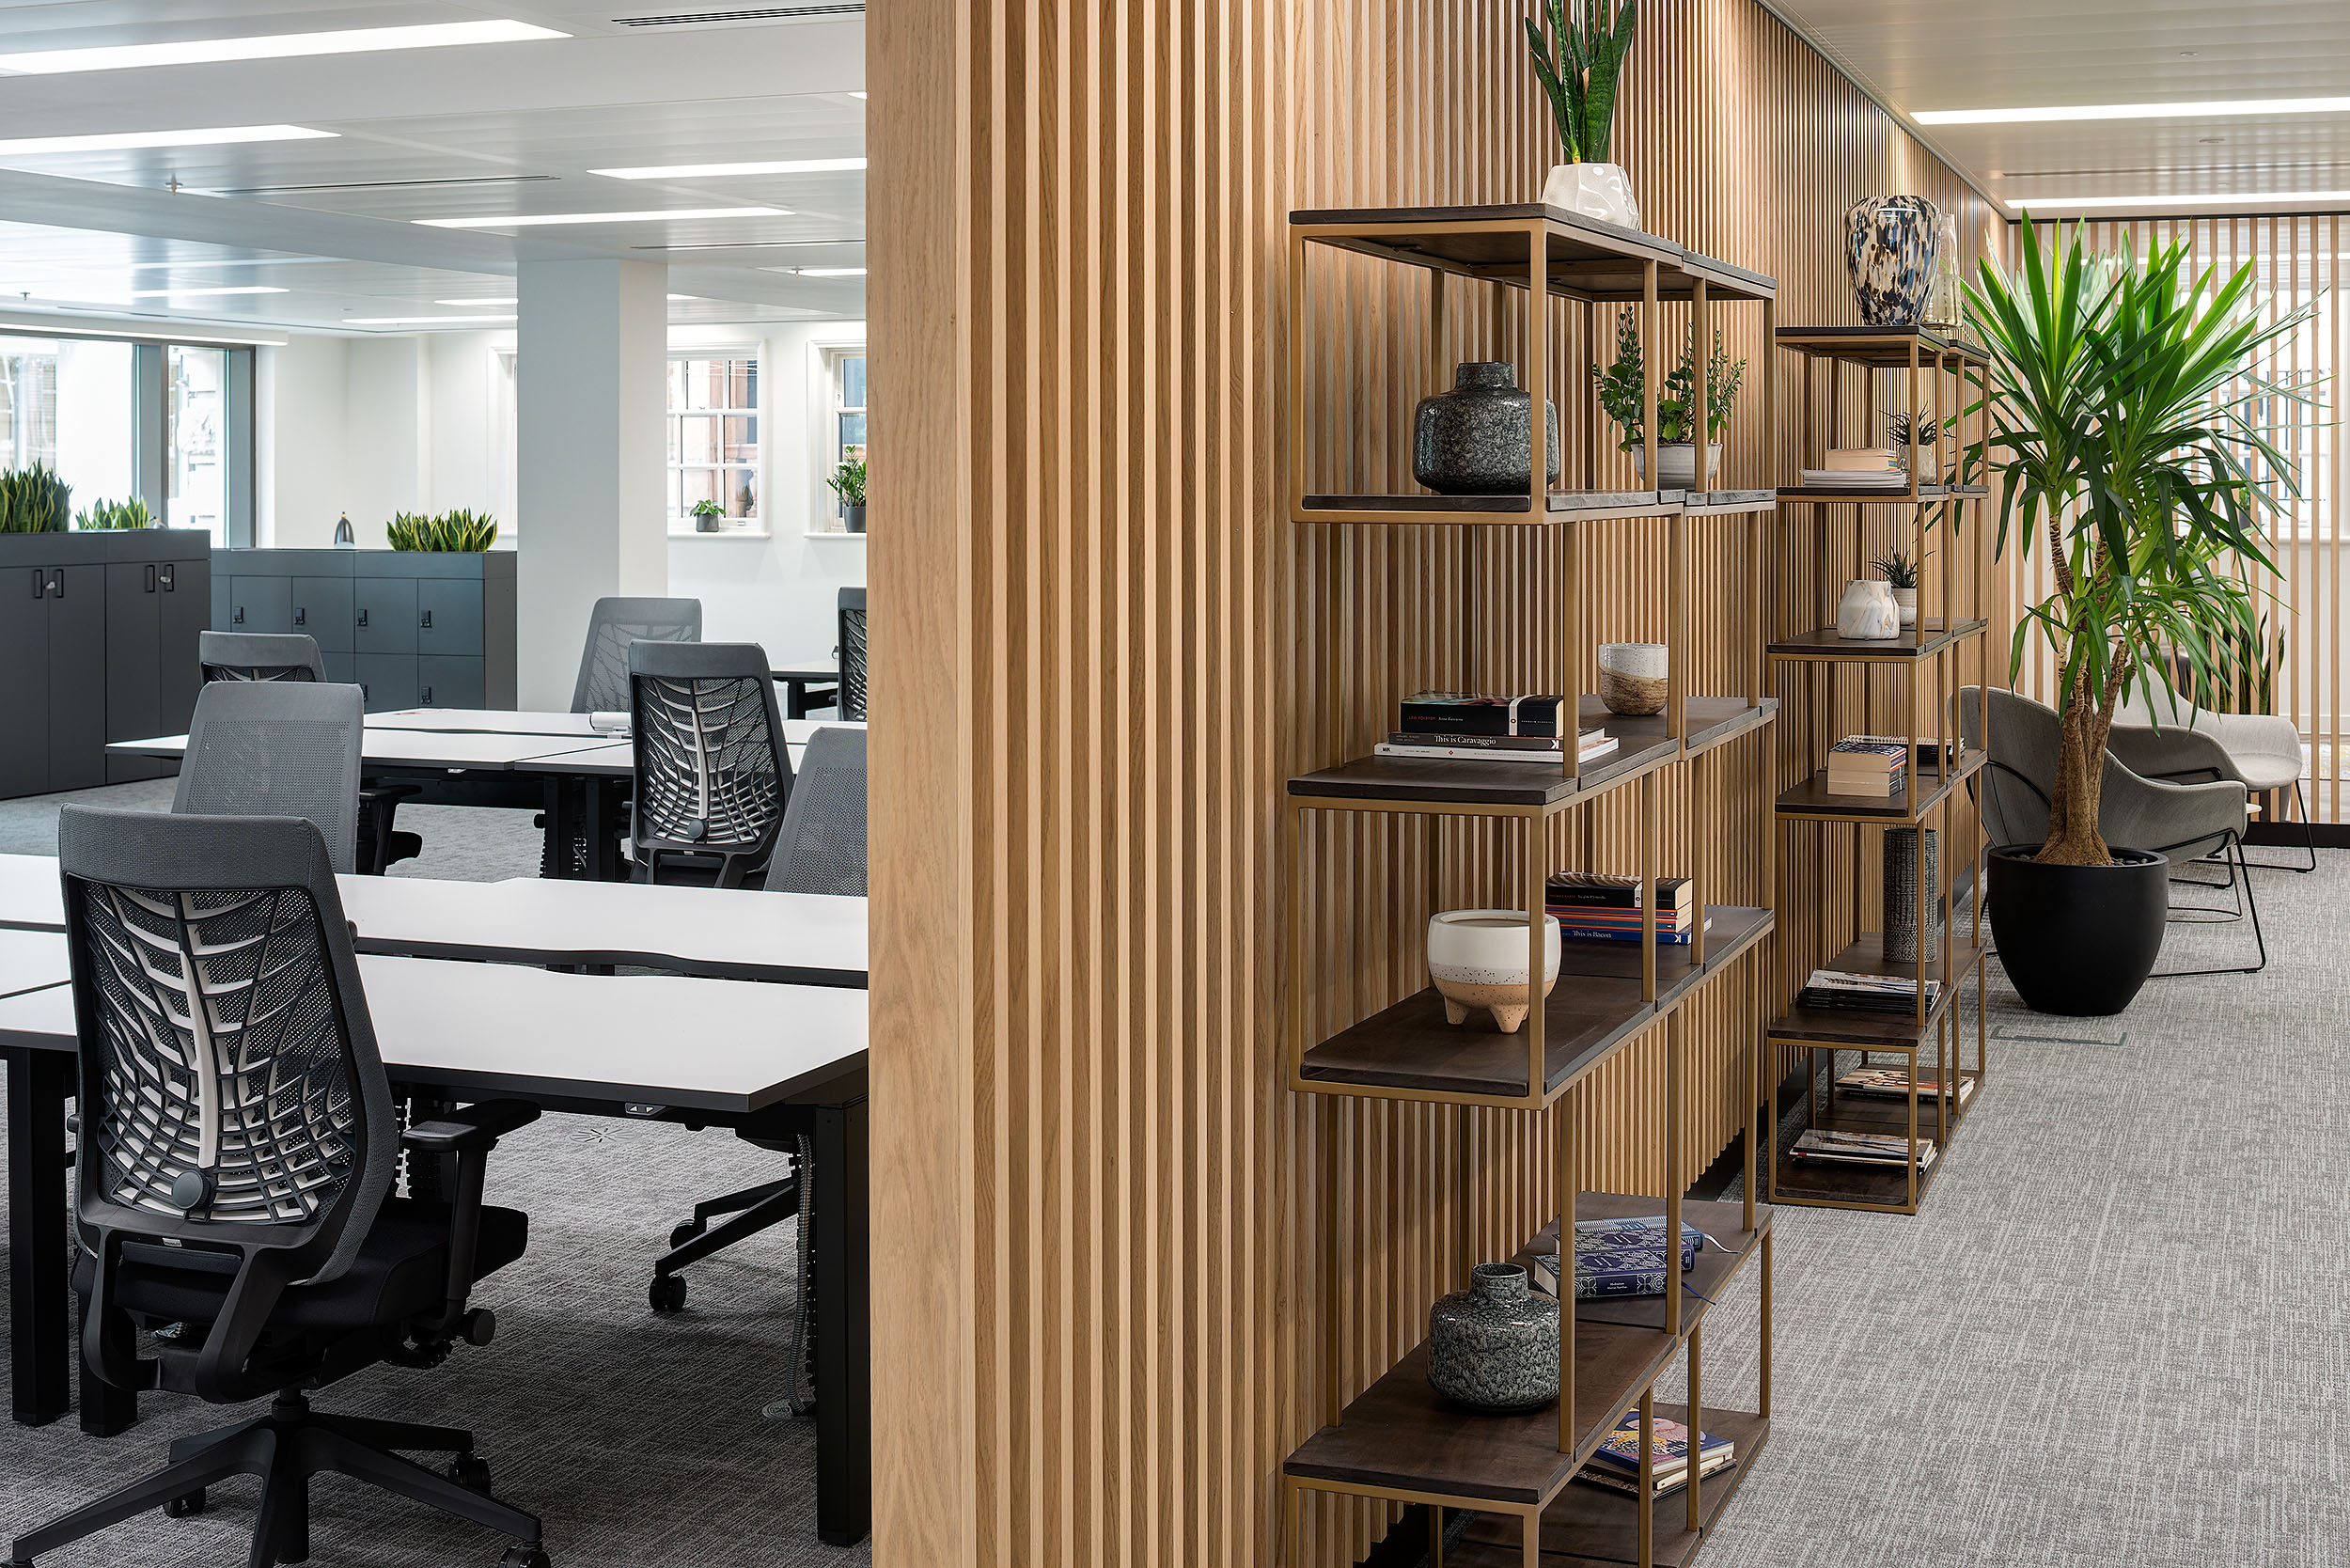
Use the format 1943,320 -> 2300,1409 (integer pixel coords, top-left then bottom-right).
145,565 -> 157,593
420,609 -> 433,629
30,569 -> 42,600
159,564 -> 176,591
420,685 -> 434,706
295,606 -> 307,626
234,606 -> 246,624
357,607 -> 369,628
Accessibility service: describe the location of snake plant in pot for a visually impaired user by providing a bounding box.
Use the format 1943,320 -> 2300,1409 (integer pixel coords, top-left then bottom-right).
1525,0 -> 1640,229
1966,217 -> 2310,1014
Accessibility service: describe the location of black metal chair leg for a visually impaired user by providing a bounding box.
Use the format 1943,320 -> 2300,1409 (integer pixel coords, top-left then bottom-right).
2243,779 -> 2320,872
301,1427 -> 541,1546
692,1177 -> 793,1230
657,1180 -> 801,1278
313,1414 -> 473,1453
8,1431 -> 267,1564
2153,834 -> 2269,979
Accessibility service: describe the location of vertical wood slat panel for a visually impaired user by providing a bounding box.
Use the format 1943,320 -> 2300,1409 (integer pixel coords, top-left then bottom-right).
872,4 -> 2002,1568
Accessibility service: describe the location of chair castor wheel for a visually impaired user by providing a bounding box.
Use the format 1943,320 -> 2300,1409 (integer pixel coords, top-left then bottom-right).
163,1488 -> 208,1517
648,1274 -> 686,1313
447,1456 -> 493,1495
668,1221 -> 703,1249
501,1545 -> 551,1567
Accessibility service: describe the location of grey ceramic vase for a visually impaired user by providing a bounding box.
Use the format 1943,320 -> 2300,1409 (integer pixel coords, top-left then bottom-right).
1426,1262 -> 1560,1414
1844,196 -> 1942,327
1884,825 -> 1941,963
1414,363 -> 1562,496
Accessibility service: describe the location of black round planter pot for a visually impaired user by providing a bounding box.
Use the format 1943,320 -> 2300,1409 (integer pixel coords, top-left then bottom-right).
1986,843 -> 2169,1016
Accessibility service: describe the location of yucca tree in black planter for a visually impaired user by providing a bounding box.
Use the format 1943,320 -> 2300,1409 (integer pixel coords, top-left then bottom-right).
1966,218 -> 2310,1014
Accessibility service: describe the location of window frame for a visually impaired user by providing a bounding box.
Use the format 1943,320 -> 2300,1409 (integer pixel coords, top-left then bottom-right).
818,341 -> 868,530
666,345 -> 764,532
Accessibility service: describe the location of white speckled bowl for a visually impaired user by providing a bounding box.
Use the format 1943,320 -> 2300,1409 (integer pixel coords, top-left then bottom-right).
1427,909 -> 1562,1035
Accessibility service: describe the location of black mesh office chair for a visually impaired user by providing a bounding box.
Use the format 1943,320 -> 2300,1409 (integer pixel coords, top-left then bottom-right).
647,728 -> 868,1324
176,682 -> 364,875
197,631 -> 419,876
627,640 -> 791,887
837,588 -> 867,723
540,597 -> 705,877
8,808 -> 548,1568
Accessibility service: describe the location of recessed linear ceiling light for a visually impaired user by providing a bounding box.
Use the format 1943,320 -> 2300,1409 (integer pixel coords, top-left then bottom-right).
344,314 -> 519,325
849,91 -> 868,100
2013,190 -> 2350,210
434,294 -> 702,305
590,157 -> 866,180
127,285 -> 288,298
415,206 -> 784,228
0,124 -> 333,156
0,21 -> 566,75
1919,96 -> 2350,126
782,266 -> 866,276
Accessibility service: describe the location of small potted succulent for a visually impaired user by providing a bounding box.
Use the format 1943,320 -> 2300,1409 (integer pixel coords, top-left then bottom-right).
691,498 -> 725,533
1871,546 -> 1926,627
827,456 -> 868,533
1884,409 -> 1942,484
1591,310 -> 1746,491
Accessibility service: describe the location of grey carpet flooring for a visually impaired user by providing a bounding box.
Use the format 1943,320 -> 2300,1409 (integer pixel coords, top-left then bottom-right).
0,782 -> 868,1568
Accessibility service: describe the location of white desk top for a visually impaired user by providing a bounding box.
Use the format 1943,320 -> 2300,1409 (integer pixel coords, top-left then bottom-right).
367,709 -> 603,738
0,855 -> 865,985
772,662 -> 840,680
108,729 -> 623,772
0,928 -> 68,999
0,955 -> 865,1114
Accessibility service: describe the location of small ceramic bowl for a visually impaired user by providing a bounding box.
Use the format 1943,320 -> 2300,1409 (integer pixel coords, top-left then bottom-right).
1597,642 -> 1668,716
1427,909 -> 1562,1035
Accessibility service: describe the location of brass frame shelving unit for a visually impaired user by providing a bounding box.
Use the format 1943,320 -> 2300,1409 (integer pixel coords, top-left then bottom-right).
1279,203 -> 1781,1568
1766,327 -> 1994,1216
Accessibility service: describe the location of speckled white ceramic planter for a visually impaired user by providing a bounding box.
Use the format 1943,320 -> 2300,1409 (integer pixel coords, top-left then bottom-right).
1427,909 -> 1562,1035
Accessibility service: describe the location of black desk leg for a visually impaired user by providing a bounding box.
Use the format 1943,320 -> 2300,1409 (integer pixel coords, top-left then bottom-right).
8,1048 -> 70,1427
810,1099 -> 871,1546
785,681 -> 811,722
585,777 -> 627,883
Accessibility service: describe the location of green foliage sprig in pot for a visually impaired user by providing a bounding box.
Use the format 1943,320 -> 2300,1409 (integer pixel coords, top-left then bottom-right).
386,509 -> 499,552
1870,547 -> 1926,590
825,456 -> 867,510
75,496 -> 153,530
1590,309 -> 1747,450
1525,0 -> 1637,165
1965,216 -> 2312,866
0,465 -> 72,533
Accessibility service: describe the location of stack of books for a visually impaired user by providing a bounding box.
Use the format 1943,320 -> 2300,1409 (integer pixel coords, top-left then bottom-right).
1825,736 -> 1909,796
1797,447 -> 1906,490
1544,872 -> 1701,944
1790,1127 -> 1938,1172
1795,968 -> 1940,1013
1836,1065 -> 1978,1109
1374,727 -> 1619,766
1578,1409 -> 1736,1498
1526,1215 -> 1708,1301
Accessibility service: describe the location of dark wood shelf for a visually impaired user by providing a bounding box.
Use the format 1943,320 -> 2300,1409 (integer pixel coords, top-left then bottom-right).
1775,748 -> 1984,823
1774,324 -> 1987,366
1767,933 -> 1984,1050
1768,619 -> 1985,662
1680,492 -> 1778,517
1508,1193 -> 1771,1335
1291,205 -> 1777,303
1818,1066 -> 1982,1142
1451,1406 -> 1771,1568
1288,701 -> 1679,813
1775,482 -> 1990,503
1684,697 -> 1778,756
1773,1128 -> 1944,1212
1553,907 -> 1775,1012
1294,490 -> 1682,525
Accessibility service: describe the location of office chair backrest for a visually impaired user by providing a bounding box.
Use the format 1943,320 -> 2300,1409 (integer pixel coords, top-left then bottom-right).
838,588 -> 868,722
199,630 -> 327,683
629,640 -> 791,886
174,681 -> 365,876
764,726 -> 867,896
1958,686 -> 2058,849
572,596 -> 702,713
57,806 -> 397,1291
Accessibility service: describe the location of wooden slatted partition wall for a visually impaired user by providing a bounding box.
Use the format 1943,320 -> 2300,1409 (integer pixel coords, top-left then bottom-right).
2005,214 -> 2342,823
870,4 -> 2000,1567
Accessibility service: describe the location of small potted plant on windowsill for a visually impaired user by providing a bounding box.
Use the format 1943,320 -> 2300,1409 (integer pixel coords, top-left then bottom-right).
692,499 -> 725,533
827,456 -> 868,534
1591,309 -> 1746,493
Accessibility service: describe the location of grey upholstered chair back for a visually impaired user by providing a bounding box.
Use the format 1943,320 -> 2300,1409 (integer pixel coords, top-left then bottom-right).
628,640 -> 791,886
199,631 -> 327,684
1956,686 -> 2060,848
175,682 -> 365,876
56,807 -> 396,1287
763,727 -> 868,896
838,588 -> 868,723
572,597 -> 702,713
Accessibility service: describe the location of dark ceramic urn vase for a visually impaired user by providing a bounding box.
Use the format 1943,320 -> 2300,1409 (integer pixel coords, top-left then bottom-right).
1414,362 -> 1562,496
1986,844 -> 2169,1015
1426,1262 -> 1559,1414
1843,196 -> 1942,327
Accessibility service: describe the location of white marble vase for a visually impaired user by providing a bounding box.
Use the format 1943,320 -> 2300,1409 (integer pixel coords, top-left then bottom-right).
1837,579 -> 1901,640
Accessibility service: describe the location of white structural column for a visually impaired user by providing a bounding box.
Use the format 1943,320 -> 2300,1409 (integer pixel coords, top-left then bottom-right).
516,259 -> 668,709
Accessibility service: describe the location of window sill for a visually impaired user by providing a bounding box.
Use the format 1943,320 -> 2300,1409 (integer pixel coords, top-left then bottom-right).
668,525 -> 772,540
804,529 -> 868,541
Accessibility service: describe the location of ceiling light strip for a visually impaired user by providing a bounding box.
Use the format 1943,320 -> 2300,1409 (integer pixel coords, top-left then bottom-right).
590,158 -> 866,179
2014,191 -> 2350,211
1920,97 -> 2350,127
0,21 -> 566,75
415,206 -> 785,228
0,125 -> 333,155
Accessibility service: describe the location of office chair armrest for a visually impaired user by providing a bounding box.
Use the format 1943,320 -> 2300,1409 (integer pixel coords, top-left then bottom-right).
2106,721 -> 2234,786
401,1099 -> 541,1154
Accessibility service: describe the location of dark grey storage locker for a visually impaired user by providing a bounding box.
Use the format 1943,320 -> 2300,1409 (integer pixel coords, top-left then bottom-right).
210,547 -> 515,713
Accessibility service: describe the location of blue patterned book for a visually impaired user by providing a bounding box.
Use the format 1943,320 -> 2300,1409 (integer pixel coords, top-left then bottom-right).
1531,1217 -> 1705,1299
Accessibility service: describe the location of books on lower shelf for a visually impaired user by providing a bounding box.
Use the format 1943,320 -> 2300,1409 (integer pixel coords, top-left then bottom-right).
1797,470 -> 1908,492
1796,967 -> 1940,1013
1790,1127 -> 1938,1171
1825,735 -> 1909,797
1527,1215 -> 1707,1300
1578,1409 -> 1737,1497
1822,447 -> 1899,473
1545,872 -> 1700,943
1373,728 -> 1619,766
1835,1066 -> 1977,1108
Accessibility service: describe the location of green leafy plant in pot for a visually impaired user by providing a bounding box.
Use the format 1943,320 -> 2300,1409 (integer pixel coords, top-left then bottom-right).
1590,308 -> 1745,491
385,510 -> 499,551
827,455 -> 867,534
1966,217 -> 2310,1014
691,498 -> 725,533
1525,0 -> 1640,229
74,496 -> 153,530
0,465 -> 72,533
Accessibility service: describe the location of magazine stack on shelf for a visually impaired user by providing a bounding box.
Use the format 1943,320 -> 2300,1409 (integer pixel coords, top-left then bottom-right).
1835,1065 -> 1978,1109
1795,968 -> 1939,1012
1797,447 -> 1906,491
1373,690 -> 1622,766
1790,1127 -> 1938,1171
1545,872 -> 1703,944
1576,1409 -> 1737,1499
1825,735 -> 1909,796
1526,1215 -> 1709,1301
